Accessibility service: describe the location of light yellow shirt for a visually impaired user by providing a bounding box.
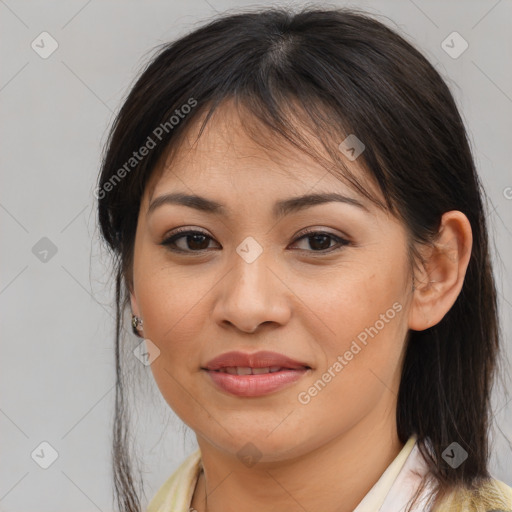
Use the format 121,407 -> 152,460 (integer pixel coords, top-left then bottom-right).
146,435 -> 512,512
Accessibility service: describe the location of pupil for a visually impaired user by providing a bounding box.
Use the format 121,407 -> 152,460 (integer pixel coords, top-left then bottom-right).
310,234 -> 330,250
189,234 -> 208,250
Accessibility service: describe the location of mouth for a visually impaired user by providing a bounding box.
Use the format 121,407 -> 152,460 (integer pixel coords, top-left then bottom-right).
203,350 -> 311,371
201,350 -> 312,397
211,365 -> 310,375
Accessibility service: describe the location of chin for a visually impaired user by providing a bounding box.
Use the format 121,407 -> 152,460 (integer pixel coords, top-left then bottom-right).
200,425 -> 311,463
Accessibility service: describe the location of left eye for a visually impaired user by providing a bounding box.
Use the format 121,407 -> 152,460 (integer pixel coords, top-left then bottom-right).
160,230 -> 350,253
291,231 -> 350,252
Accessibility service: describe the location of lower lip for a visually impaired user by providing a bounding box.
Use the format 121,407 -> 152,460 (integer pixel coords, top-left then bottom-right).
204,368 -> 309,397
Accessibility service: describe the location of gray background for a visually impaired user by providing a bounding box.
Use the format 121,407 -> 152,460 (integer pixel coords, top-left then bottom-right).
1,0 -> 511,511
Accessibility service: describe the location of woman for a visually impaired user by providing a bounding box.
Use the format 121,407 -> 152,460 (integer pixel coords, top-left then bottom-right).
96,6 -> 512,512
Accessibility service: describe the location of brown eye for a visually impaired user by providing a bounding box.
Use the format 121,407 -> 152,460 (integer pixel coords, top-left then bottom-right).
290,230 -> 350,253
161,230 -> 219,252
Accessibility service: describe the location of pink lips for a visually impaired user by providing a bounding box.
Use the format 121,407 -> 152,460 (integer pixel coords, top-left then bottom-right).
202,350 -> 311,397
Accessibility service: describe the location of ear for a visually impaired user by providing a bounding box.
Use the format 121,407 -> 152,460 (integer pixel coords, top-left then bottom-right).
129,284 -> 145,337
408,211 -> 472,331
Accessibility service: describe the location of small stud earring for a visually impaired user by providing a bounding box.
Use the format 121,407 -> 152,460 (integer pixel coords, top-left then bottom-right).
131,314 -> 144,337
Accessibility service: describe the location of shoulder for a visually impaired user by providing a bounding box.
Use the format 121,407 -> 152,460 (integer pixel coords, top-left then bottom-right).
146,449 -> 202,512
435,477 -> 512,512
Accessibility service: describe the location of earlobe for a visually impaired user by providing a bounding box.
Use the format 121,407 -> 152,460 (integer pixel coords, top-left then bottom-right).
408,211 -> 472,331
129,288 -> 145,337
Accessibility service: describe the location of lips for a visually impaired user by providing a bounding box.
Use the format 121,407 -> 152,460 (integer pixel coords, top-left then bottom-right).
216,366 -> 287,375
202,351 -> 311,397
203,350 -> 311,372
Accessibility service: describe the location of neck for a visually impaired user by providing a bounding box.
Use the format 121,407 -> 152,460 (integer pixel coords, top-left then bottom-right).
191,414 -> 404,512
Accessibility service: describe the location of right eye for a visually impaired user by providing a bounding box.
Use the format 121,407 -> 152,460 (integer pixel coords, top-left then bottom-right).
160,229 -> 220,253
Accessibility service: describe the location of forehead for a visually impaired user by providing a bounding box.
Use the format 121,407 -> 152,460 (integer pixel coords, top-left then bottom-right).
144,100 -> 379,206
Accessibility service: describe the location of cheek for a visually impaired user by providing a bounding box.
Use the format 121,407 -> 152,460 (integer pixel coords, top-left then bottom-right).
295,255 -> 410,401
137,268 -> 210,421
132,259 -> 213,397
136,255 -> 214,345
289,270 -> 408,440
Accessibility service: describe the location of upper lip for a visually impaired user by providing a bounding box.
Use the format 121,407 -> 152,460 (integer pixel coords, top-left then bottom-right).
203,351 -> 311,371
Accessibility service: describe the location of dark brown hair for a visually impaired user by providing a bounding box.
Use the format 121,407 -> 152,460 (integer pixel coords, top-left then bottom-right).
96,6 -> 505,511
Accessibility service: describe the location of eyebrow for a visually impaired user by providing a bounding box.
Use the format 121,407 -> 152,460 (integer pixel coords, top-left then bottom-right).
147,191 -> 369,218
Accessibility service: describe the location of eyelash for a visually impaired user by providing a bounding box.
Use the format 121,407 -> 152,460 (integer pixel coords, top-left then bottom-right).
160,227 -> 351,255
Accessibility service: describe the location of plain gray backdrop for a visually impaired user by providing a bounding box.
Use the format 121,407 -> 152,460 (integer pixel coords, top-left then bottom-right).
1,0 -> 511,511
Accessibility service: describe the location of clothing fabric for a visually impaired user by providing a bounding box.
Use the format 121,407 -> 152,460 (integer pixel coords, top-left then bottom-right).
354,435 -> 431,512
146,436 -> 512,512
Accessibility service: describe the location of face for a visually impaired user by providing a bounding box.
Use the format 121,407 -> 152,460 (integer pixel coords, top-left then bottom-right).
129,102 -> 415,462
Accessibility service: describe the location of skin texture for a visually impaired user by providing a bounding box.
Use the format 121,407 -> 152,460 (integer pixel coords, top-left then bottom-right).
129,102 -> 472,512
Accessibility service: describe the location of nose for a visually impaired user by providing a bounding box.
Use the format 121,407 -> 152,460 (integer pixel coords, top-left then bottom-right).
211,249 -> 292,334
